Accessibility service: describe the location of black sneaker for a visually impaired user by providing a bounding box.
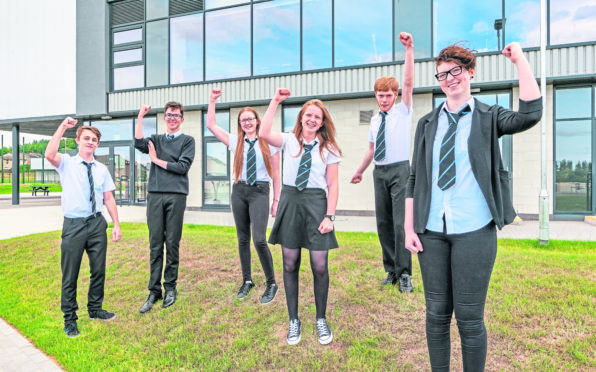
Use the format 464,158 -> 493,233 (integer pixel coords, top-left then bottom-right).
260,283 -> 278,305
237,281 -> 255,299
381,272 -> 397,286
316,318 -> 333,345
64,320 -> 80,338
286,319 -> 301,346
399,273 -> 414,293
89,309 -> 116,321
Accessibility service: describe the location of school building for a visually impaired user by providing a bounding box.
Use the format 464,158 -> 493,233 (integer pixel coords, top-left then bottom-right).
1,0 -> 595,219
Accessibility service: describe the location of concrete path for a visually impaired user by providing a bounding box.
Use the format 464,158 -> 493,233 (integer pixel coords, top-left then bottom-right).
0,197 -> 595,371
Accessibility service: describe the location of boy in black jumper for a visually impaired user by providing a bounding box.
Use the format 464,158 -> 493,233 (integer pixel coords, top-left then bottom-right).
135,101 -> 196,313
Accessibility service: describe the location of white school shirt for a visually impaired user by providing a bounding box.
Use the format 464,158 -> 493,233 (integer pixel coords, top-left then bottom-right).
228,134 -> 280,182
280,133 -> 341,190
368,101 -> 413,166
56,154 -> 116,218
426,97 -> 493,234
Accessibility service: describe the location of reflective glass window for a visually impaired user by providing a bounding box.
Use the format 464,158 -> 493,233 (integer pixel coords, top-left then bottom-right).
253,0 -> 300,75
550,0 -> 596,45
205,142 -> 228,176
91,119 -> 133,141
113,65 -> 144,90
555,120 -> 592,211
334,0 -> 392,67
203,180 -> 230,205
506,0 -> 540,47
134,117 -> 157,204
434,0 -> 502,53
114,48 -> 143,64
205,0 -> 247,10
147,0 -> 169,20
146,20 -> 169,87
395,0 -> 431,60
205,6 -> 251,80
302,0 -> 332,70
556,87 -> 591,119
170,13 -> 204,84
204,112 -> 230,137
282,106 -> 302,132
114,28 -> 142,45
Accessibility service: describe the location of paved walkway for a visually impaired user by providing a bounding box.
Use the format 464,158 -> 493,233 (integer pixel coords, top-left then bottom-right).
0,197 -> 595,371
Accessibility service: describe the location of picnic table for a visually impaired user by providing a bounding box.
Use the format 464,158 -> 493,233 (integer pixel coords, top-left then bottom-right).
30,186 -> 50,196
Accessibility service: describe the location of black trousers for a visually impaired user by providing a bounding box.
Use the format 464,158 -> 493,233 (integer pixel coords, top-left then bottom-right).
60,214 -> 108,321
418,222 -> 497,372
373,160 -> 411,275
146,192 -> 187,295
231,182 -> 276,285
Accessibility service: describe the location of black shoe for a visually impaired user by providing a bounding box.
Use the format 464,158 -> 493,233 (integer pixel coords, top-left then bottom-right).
237,281 -> 255,300
260,283 -> 278,305
89,309 -> 116,321
64,320 -> 80,338
399,273 -> 414,293
140,293 -> 163,314
381,272 -> 397,286
162,289 -> 177,308
316,318 -> 333,345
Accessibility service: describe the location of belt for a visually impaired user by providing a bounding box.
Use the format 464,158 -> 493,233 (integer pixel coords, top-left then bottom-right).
374,160 -> 409,169
65,212 -> 102,222
236,180 -> 269,186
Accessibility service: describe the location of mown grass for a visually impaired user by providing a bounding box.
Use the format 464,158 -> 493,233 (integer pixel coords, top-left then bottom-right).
0,183 -> 62,194
0,223 -> 594,371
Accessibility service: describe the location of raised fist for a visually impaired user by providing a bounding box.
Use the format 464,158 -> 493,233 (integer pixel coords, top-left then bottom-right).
61,117 -> 77,129
274,88 -> 291,103
399,32 -> 413,48
210,88 -> 222,101
138,104 -> 151,118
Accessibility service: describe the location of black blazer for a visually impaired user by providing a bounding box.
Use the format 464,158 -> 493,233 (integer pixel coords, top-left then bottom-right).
406,97 -> 543,233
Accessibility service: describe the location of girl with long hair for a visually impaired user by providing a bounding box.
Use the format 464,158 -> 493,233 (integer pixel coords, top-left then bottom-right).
207,88 -> 281,304
259,88 -> 342,346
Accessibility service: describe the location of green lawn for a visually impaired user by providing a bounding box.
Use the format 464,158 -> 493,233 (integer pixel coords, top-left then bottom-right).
0,183 -> 62,194
0,224 -> 594,371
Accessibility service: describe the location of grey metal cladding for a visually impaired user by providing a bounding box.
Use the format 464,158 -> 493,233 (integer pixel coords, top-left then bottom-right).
111,0 -> 144,26
170,0 -> 204,16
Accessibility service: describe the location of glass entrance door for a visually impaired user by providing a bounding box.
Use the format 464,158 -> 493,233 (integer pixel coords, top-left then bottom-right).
96,143 -> 132,205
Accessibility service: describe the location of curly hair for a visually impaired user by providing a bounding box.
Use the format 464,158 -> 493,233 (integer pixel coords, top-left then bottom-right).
434,44 -> 476,71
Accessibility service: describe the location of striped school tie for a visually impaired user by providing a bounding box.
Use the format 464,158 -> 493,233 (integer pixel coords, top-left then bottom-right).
295,141 -> 317,191
245,138 -> 258,185
82,161 -> 96,214
437,105 -> 471,191
166,134 -> 174,140
374,111 -> 388,162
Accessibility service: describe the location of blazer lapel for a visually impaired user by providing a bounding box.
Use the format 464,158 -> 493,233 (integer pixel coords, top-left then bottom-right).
468,99 -> 493,195
424,107 -> 442,186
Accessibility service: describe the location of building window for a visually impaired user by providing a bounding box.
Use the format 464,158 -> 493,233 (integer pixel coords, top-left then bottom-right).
253,0 -> 300,75
434,0 -> 503,53
550,0 -> 596,45
205,5 -> 251,80
302,0 -> 332,70
203,111 -> 231,208
334,0 -> 393,67
282,105 -> 302,133
146,20 -> 169,87
395,0 -> 431,60
505,0 -> 540,48
554,86 -> 594,213
170,13 -> 204,84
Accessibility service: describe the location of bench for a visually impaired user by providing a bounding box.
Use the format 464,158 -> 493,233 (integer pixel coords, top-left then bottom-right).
31,186 -> 50,196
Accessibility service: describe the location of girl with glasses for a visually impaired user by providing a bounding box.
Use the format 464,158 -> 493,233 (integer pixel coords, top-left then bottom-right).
405,43 -> 542,371
207,88 -> 281,305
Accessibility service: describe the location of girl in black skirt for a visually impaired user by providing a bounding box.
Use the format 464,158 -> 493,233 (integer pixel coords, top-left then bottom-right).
207,88 -> 281,304
260,88 -> 342,346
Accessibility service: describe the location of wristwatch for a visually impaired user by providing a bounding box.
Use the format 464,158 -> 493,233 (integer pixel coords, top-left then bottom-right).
325,214 -> 335,221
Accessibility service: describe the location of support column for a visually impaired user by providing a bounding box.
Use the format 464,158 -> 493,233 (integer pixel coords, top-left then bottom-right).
12,124 -> 20,205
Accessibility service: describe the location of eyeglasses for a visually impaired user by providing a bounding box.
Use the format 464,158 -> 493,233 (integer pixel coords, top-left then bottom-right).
240,117 -> 256,124
165,113 -> 183,119
435,65 -> 463,81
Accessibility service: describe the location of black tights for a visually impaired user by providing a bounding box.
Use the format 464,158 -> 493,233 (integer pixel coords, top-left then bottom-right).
282,247 -> 329,320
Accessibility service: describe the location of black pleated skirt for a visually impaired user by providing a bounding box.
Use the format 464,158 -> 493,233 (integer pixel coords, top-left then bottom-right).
268,185 -> 339,251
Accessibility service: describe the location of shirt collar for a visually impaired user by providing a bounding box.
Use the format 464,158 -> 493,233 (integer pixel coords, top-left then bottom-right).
166,130 -> 182,138
440,97 -> 475,115
379,104 -> 397,117
75,154 -> 96,165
